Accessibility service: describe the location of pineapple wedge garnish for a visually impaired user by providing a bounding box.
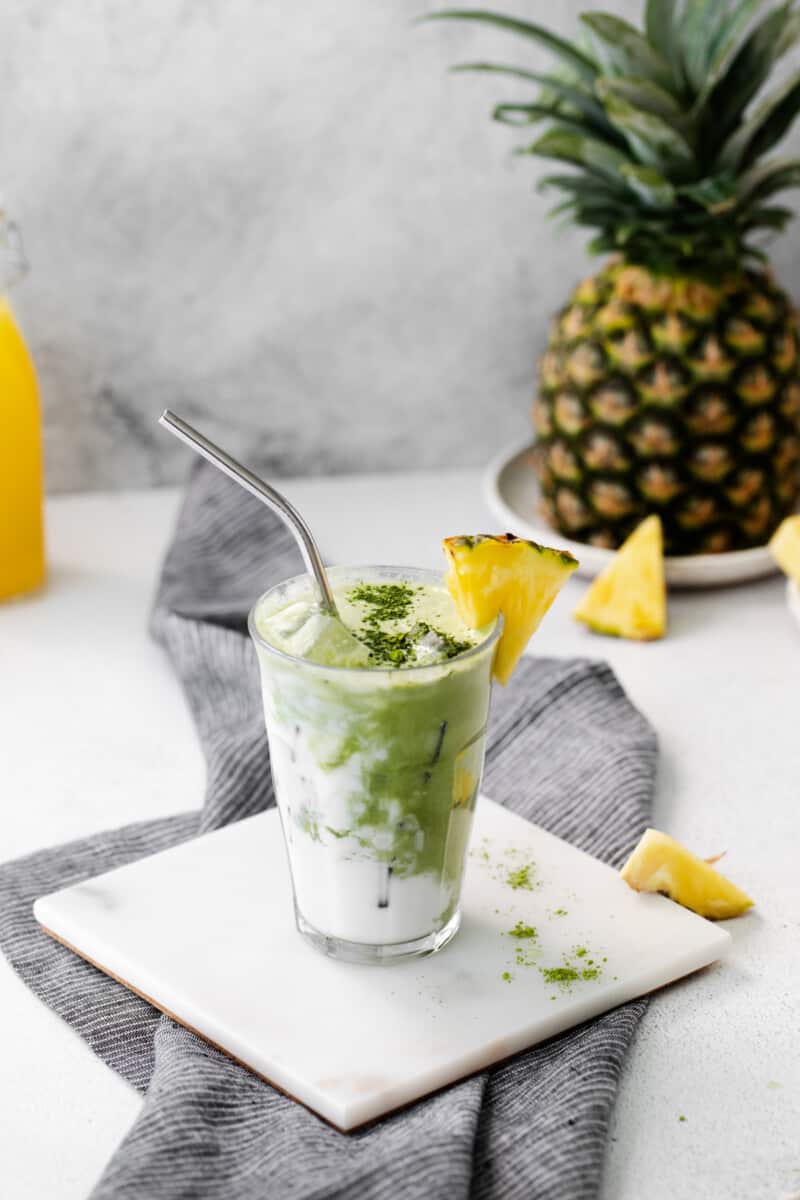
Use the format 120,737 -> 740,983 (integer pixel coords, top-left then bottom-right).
443,533 -> 578,685
573,515 -> 666,640
621,829 -> 753,920
769,515 -> 800,583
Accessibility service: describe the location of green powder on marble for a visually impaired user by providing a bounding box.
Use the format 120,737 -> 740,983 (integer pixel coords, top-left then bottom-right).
506,864 -> 535,891
507,921 -> 538,940
541,967 -> 580,986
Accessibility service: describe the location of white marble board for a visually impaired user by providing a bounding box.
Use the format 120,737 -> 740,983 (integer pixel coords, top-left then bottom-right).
33,798 -> 729,1131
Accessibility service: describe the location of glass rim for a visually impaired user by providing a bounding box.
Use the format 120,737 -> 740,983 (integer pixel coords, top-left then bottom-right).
247,564 -> 502,677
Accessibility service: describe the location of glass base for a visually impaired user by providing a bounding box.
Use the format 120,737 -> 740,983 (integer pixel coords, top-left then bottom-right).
295,906 -> 461,965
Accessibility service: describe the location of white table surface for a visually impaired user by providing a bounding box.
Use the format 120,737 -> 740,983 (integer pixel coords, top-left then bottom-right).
1,472 -> 798,1200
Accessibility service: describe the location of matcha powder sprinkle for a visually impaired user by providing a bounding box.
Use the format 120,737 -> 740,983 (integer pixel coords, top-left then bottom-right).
346,582 -> 472,666
506,864 -> 535,891
541,967 -> 580,986
508,921 -> 538,939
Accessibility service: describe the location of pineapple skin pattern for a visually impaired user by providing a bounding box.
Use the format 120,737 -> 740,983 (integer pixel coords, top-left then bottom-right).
534,263 -> 800,556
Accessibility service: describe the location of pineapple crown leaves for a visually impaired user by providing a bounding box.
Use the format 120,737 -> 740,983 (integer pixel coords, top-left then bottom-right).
422,1 -> 800,274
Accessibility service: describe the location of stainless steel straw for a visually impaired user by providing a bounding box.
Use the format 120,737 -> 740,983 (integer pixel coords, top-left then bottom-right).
158,409 -> 338,613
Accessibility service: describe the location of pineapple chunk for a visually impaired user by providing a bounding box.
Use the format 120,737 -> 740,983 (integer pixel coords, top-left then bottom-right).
573,514 -> 665,640
621,829 -> 753,920
442,533 -> 578,685
769,514 -> 800,583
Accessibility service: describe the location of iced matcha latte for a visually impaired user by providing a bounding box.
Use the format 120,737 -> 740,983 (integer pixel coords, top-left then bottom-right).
249,566 -> 500,963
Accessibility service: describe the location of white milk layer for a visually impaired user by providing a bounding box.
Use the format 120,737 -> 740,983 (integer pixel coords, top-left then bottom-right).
267,722 -> 464,945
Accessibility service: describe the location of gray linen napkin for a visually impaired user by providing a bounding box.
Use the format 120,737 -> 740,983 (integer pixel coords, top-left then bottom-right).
0,462 -> 657,1200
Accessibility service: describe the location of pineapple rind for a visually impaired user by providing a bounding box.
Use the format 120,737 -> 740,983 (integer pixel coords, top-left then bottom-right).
534,264 -> 800,556
620,828 -> 754,920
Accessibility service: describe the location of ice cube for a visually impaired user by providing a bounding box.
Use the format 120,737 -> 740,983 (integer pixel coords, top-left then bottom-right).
294,611 -> 373,668
413,627 -> 450,665
269,600 -> 316,641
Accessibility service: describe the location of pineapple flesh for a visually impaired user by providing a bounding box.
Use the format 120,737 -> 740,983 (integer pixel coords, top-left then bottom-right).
573,514 -> 665,640
621,828 -> 754,920
443,533 -> 578,684
428,3 -> 800,554
769,514 -> 800,582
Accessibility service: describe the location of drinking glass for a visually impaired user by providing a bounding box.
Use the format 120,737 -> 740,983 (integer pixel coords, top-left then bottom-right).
249,565 -> 499,963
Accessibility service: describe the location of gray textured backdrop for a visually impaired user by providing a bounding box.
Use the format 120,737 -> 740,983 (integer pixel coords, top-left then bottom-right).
4,0 -> 800,492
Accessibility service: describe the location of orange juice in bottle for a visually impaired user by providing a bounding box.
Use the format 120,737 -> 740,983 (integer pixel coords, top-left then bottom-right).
0,207 -> 45,600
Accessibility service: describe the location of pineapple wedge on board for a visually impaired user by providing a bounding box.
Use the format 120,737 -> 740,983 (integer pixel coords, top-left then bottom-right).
621,829 -> 753,921
443,534 -> 578,685
574,515 -> 666,640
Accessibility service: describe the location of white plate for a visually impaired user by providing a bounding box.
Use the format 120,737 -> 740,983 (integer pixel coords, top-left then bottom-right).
484,439 -> 782,589
788,579 -> 800,629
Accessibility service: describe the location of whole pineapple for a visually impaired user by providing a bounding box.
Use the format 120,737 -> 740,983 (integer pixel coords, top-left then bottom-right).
429,2 -> 800,553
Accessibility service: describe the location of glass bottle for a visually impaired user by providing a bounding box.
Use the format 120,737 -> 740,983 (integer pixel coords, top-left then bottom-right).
0,205 -> 45,600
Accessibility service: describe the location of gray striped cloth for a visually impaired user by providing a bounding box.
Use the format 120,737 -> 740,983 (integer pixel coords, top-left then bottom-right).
0,462 -> 657,1199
